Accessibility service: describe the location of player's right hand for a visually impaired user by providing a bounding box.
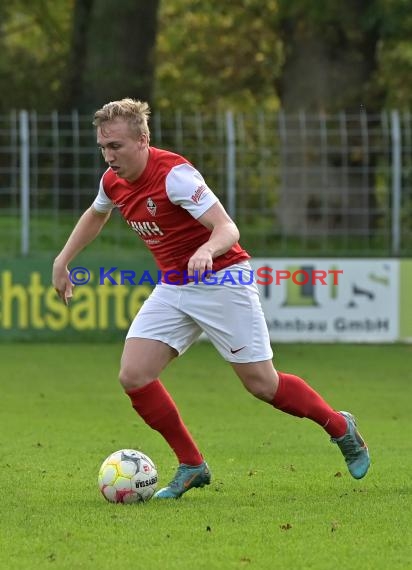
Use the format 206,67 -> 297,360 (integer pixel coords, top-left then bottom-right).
52,262 -> 74,306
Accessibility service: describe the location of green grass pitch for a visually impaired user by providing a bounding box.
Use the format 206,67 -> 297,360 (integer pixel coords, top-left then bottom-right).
1,342 -> 411,569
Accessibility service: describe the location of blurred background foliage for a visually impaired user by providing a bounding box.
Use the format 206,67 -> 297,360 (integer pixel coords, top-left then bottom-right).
1,0 -> 412,113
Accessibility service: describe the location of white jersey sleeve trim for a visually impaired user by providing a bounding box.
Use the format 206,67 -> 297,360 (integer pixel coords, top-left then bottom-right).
92,177 -> 114,213
165,163 -> 218,219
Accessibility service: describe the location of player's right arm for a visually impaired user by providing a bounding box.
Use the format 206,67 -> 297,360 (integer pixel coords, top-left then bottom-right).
53,174 -> 114,304
53,206 -> 110,304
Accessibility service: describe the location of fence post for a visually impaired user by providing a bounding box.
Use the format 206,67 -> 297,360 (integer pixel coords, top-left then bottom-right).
19,110 -> 30,256
391,110 -> 401,256
225,110 -> 236,219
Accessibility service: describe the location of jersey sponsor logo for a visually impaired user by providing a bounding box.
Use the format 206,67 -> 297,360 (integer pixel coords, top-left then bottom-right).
127,220 -> 164,238
191,184 -> 207,204
146,197 -> 157,216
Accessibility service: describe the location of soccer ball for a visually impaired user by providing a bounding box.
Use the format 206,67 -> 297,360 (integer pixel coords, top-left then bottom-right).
98,449 -> 158,504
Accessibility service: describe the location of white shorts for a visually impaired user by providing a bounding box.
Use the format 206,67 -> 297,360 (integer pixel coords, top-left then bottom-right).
126,262 -> 273,363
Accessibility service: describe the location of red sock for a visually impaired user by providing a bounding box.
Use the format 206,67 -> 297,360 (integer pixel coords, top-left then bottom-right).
126,379 -> 203,466
272,372 -> 347,438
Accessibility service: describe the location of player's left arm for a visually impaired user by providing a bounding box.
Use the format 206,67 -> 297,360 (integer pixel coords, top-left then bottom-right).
187,202 -> 240,276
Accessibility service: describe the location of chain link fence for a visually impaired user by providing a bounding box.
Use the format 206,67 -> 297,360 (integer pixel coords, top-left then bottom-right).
1,110 -> 411,258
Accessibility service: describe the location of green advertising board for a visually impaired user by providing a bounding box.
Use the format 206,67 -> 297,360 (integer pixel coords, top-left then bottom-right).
1,257 -> 411,342
400,259 -> 412,341
0,256 -> 156,341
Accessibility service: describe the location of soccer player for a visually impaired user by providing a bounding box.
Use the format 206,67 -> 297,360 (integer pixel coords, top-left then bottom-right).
52,98 -> 370,499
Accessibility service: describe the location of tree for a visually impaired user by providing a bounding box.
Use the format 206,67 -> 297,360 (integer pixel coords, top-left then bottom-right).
275,0 -> 385,237
76,0 -> 160,111
276,0 -> 382,113
60,0 -> 95,112
0,0 -> 71,111
155,0 -> 281,111
2,1 -> 412,113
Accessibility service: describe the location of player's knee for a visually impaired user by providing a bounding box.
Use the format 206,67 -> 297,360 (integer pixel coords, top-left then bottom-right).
242,375 -> 276,403
118,365 -> 153,390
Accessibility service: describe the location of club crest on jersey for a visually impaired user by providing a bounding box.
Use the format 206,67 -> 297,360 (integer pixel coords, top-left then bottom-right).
146,197 -> 157,216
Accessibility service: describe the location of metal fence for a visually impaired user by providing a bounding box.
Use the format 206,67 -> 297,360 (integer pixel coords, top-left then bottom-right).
1,110 -> 411,258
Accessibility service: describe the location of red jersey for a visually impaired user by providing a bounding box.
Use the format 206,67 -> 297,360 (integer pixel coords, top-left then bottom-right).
93,146 -> 250,283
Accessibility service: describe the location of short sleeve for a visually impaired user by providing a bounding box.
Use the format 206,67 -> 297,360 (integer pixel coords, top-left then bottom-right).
165,163 -> 218,219
92,177 -> 114,213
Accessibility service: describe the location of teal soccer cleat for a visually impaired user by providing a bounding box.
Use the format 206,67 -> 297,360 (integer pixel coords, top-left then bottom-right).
154,461 -> 211,499
331,411 -> 370,479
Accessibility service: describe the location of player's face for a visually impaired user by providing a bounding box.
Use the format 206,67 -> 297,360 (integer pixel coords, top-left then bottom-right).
97,119 -> 148,182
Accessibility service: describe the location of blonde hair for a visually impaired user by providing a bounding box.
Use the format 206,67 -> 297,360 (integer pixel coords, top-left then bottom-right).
93,98 -> 151,139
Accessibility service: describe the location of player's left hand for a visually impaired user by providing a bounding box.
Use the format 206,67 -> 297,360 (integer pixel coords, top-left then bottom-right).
187,246 -> 213,279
